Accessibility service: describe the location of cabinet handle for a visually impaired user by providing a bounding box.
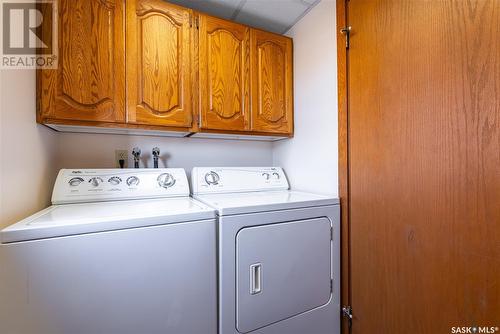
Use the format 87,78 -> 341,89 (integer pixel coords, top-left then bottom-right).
250,263 -> 262,295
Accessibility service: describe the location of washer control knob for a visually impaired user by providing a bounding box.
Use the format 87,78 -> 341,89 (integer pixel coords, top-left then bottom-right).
69,177 -> 84,187
272,172 -> 280,180
205,171 -> 220,185
108,176 -> 122,186
157,173 -> 176,189
262,172 -> 270,180
126,176 -> 140,187
89,177 -> 103,187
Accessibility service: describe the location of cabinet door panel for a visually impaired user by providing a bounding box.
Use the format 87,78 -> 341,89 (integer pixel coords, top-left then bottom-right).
199,15 -> 249,131
127,0 -> 192,127
251,30 -> 293,134
40,0 -> 125,122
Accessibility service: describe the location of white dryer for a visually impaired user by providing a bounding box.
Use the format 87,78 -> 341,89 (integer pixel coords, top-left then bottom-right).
0,168 -> 217,334
191,167 -> 340,334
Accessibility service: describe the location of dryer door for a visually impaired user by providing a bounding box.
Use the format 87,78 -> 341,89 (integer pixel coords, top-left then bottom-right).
236,217 -> 332,333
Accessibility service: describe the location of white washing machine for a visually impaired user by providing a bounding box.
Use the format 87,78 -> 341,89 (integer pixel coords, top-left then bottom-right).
0,168 -> 217,334
191,167 -> 340,334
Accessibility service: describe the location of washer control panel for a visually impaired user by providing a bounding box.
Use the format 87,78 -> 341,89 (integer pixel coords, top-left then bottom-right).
52,169 -> 189,204
191,167 -> 289,195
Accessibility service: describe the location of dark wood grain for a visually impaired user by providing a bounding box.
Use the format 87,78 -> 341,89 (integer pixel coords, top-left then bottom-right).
347,0 -> 500,332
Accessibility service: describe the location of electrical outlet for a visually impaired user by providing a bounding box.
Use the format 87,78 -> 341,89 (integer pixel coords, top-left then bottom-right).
115,150 -> 128,168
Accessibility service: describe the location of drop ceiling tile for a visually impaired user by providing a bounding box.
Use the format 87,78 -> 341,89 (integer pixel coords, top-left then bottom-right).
300,0 -> 318,5
165,0 -> 244,20
235,0 -> 309,33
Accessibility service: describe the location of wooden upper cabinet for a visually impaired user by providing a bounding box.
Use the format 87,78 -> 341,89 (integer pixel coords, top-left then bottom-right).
39,0 -> 125,123
37,0 -> 293,138
126,0 -> 192,128
250,30 -> 293,134
198,15 -> 250,131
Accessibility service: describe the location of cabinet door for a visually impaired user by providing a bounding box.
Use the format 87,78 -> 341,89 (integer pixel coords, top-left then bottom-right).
198,15 -> 250,131
251,30 -> 293,134
126,0 -> 192,127
39,0 -> 125,123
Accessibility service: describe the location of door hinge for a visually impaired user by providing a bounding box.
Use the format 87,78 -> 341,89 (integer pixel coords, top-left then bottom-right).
340,26 -> 351,49
195,16 -> 199,29
342,306 -> 353,329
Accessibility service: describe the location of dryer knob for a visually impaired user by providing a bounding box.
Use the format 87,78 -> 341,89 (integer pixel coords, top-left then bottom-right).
205,171 -> 220,185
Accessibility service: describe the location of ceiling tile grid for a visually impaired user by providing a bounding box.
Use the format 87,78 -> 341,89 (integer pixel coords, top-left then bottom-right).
165,0 -> 321,34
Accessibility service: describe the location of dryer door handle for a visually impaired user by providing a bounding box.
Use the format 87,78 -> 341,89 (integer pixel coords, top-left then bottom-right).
250,263 -> 262,295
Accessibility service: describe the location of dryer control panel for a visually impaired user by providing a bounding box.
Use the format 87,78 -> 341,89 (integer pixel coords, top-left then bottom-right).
52,168 -> 189,204
191,167 -> 289,195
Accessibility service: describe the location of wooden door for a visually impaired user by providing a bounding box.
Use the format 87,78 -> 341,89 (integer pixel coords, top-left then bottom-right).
39,0 -> 125,123
343,0 -> 500,333
126,0 -> 192,128
250,30 -> 293,134
198,15 -> 250,131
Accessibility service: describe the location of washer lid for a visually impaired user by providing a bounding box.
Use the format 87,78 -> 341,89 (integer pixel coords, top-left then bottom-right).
194,190 -> 339,216
0,198 -> 215,244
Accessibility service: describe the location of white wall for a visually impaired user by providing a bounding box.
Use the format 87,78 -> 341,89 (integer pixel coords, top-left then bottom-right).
273,0 -> 338,196
0,70 -> 58,228
56,133 -> 273,176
